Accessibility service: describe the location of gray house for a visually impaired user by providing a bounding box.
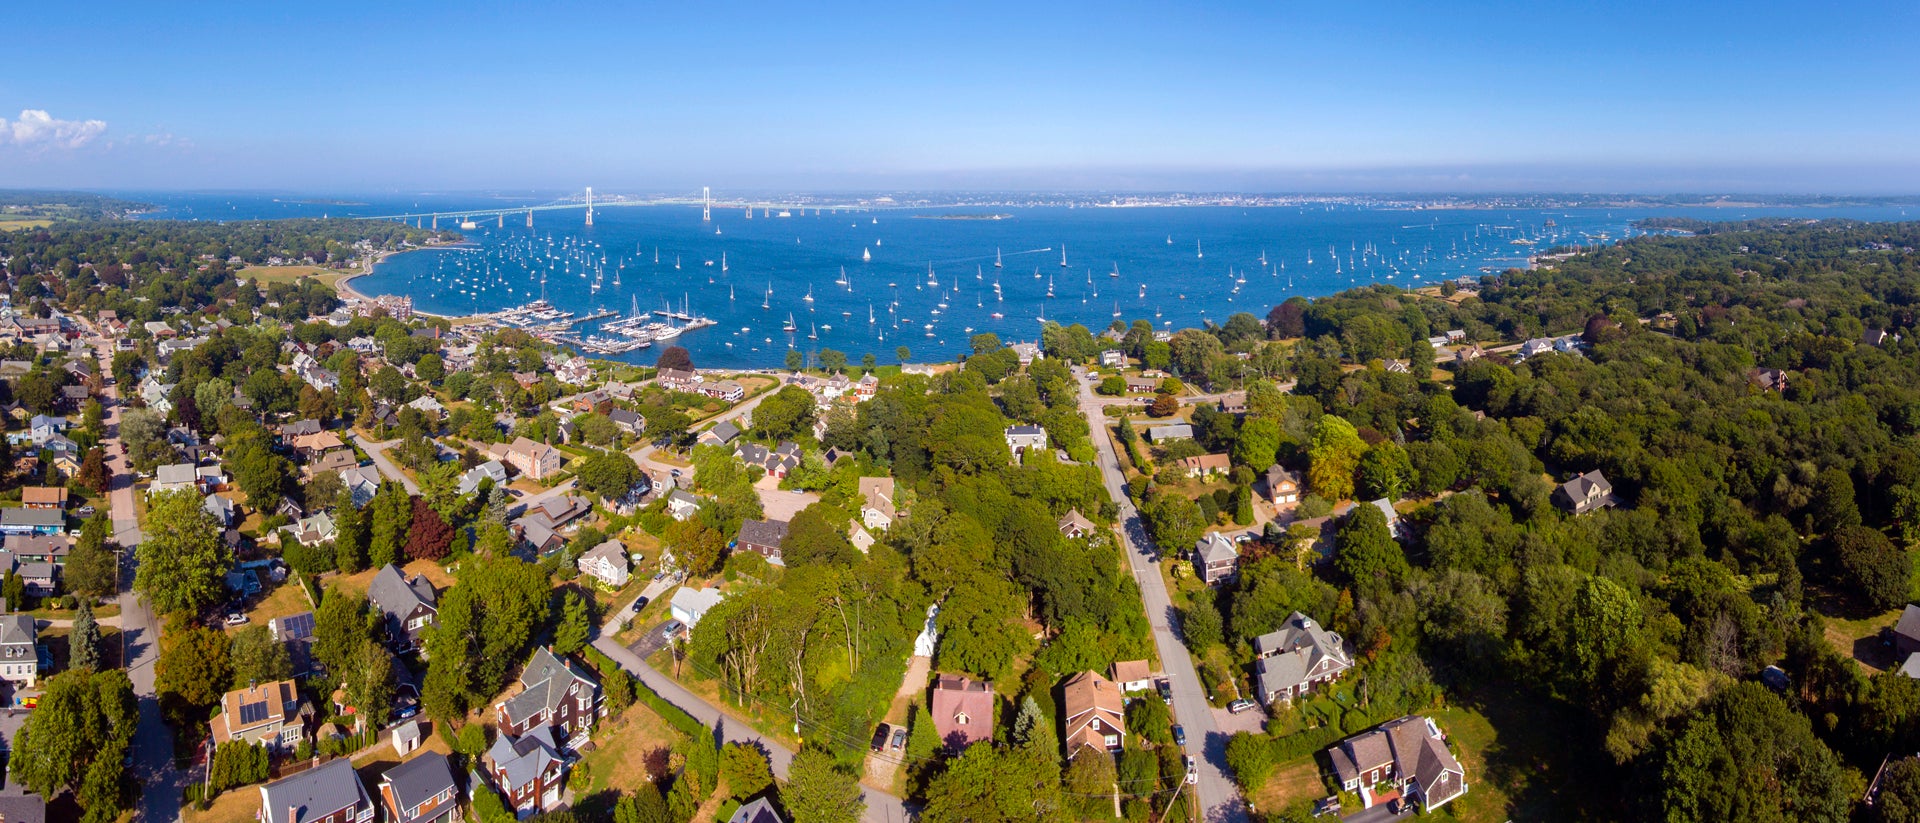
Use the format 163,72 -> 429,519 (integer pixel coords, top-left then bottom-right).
1553,470 -> 1615,516
1193,532 -> 1239,585
369,564 -> 438,653
1253,612 -> 1352,706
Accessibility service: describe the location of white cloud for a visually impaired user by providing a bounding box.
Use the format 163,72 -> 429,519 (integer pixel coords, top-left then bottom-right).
0,109 -> 108,149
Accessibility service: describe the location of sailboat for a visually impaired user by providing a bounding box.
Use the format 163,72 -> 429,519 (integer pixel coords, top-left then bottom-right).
783,313 -> 797,332
926,263 -> 939,287
729,284 -> 735,301
1112,301 -> 1121,318
674,256 -> 681,270
1166,235 -> 1172,245
1060,245 -> 1069,267
836,267 -> 849,287
808,323 -> 818,340
1046,276 -> 1055,298
863,247 -> 871,262
803,285 -> 815,303
721,252 -> 728,273
994,248 -> 1003,268
1196,240 -> 1204,259
1110,262 -> 1120,278
1259,249 -> 1268,266
868,304 -> 875,324
762,283 -> 771,309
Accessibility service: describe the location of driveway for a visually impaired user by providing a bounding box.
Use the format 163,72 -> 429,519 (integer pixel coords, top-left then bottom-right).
1342,800 -> 1412,823
1076,368 -> 1247,823
754,478 -> 818,522
352,434 -> 421,495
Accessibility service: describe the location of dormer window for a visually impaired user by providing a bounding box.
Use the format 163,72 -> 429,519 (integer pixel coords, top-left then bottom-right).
954,711 -> 970,725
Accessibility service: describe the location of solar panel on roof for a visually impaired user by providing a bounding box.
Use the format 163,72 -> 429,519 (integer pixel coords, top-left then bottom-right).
281,613 -> 315,639
238,700 -> 270,724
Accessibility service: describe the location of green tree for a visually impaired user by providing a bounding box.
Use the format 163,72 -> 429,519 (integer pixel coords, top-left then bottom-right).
70,599 -> 101,671
334,487 -> 367,573
368,483 -> 412,568
906,703 -> 940,760
66,516 -> 117,601
554,591 -> 591,655
9,668 -> 137,821
922,743 -> 1069,823
1224,732 -> 1274,793
896,346 -> 910,364
1834,525 -> 1911,613
1011,695 -> 1047,749
343,639 -> 396,725
1126,698 -> 1173,745
819,349 -> 848,373
1356,442 -> 1413,501
1333,503 -> 1406,591
577,450 -> 643,499
617,780 -> 672,823
314,591 -> 375,676
1876,756 -> 1920,823
785,745 -> 867,823
785,349 -> 805,371
134,489 -> 230,616
1306,415 -> 1364,501
1657,683 -> 1849,823
753,385 -> 817,441
229,624 -> 293,687
720,743 -> 774,800
157,625 -> 232,713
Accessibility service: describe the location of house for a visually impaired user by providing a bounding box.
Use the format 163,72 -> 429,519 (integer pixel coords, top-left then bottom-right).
1894,605 -> 1920,660
1124,376 -> 1160,393
1060,671 -> 1126,754
503,437 -> 561,481
1265,465 -> 1300,507
369,564 -> 438,653
735,441 -> 802,479
736,519 -> 790,564
294,512 -> 336,546
1005,424 -> 1049,456
1100,350 -> 1125,367
701,380 -> 746,403
271,611 -> 320,677
341,465 -> 384,508
458,460 -> 509,496
379,751 -> 459,823
729,797 -> 785,823
1518,338 -> 1555,359
259,758 -> 376,823
929,674 -> 995,750
0,614 -> 38,686
1218,392 -> 1248,414
291,431 -> 346,457
204,494 -> 236,528
309,449 -> 358,476
554,358 -> 594,385
211,679 -> 307,751
405,395 -> 447,419
848,522 -> 876,553
860,477 -> 899,531
0,791 -> 45,823
666,488 -> 701,521
1253,612 -> 1353,706
657,368 -> 700,392
1864,328 -> 1894,347
151,463 -> 200,496
497,647 -> 601,749
1194,532 -> 1240,585
15,563 -> 55,598
19,487 -> 65,510
524,496 -> 591,532
698,421 -> 741,447
1747,367 -> 1788,393
1177,453 -> 1231,478
485,726 -> 567,817
1057,509 -> 1095,540
1109,659 -> 1153,693
1326,716 -> 1468,812
670,586 -> 726,631
4,535 -> 66,565
1009,342 -> 1042,365
1445,329 -> 1467,343
1146,423 -> 1194,443
608,408 -> 646,436
577,540 -> 631,588
0,508 -> 63,536
1553,470 -> 1615,516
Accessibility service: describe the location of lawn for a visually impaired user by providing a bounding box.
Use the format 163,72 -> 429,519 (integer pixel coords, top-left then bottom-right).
1430,686 -> 1619,822
579,699 -> 682,795
1250,752 -> 1327,817
328,558 -> 458,600
239,264 -> 337,285
1818,604 -> 1902,672
232,576 -> 318,633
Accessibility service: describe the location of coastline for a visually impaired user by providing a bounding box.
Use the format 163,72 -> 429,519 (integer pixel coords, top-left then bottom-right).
342,248 -> 481,322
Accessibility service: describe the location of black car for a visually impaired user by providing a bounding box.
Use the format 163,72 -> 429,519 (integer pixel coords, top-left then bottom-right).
631,596 -> 649,613
870,723 -> 891,752
1156,679 -> 1173,703
1172,724 -> 1186,747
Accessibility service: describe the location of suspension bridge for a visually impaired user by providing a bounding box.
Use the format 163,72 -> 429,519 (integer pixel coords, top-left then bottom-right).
358,186 -> 895,230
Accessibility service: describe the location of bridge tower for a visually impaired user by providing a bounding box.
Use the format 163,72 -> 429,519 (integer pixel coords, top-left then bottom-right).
498,213 -> 504,228
585,187 -> 595,227
702,186 -> 711,222
431,215 -> 438,230
526,209 -> 534,228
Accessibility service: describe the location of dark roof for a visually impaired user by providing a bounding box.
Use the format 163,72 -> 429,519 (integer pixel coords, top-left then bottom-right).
1898,605 -> 1920,643
382,751 -> 458,821
260,758 -> 371,823
368,564 -> 436,622
274,612 -> 315,642
737,518 -> 789,549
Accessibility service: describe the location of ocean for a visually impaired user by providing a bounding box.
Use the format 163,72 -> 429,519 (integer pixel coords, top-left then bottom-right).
123,192 -> 1915,369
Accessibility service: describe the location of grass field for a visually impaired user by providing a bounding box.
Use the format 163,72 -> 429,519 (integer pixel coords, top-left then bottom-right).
1819,604 -> 1903,672
579,700 -> 681,795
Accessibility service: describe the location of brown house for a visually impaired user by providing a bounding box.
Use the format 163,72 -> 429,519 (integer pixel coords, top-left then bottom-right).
736,518 -> 790,564
379,751 -> 459,823
485,726 -> 566,816
496,647 -> 601,750
19,487 -> 66,510
1061,671 -> 1126,755
211,679 -> 307,752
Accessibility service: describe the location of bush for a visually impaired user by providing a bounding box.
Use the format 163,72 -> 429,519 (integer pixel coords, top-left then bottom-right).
1224,732 -> 1274,792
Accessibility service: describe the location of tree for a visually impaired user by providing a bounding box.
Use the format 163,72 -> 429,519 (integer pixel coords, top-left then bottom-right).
1147,393 -> 1179,418
1657,683 -> 1849,823
1333,503 -> 1406,591
9,668 -> 136,821
906,703 -> 940,760
1834,525 -> 1912,613
334,488 -> 368,573
819,348 -> 848,373
1125,698 -> 1172,745
720,743 -> 774,800
922,743 -> 1069,823
1356,442 -> 1413,501
416,352 -> 446,384
66,516 -> 117,601
896,346 -> 910,364
315,591 -> 375,676
157,625 -> 232,714
785,745 -> 866,823
1306,415 -> 1365,501
134,489 -> 229,616
71,599 -> 101,671
785,349 -> 805,371
1063,749 -> 1117,814
1266,298 -> 1307,339
1877,757 -> 1920,823
404,496 -> 454,561
754,385 -> 817,441
1224,732 -> 1274,793
656,346 -> 693,372
1011,695 -> 1047,749
343,639 -> 396,726
118,407 -> 168,471
76,447 -> 108,494
229,624 -> 293,686
368,483 -> 412,568
577,450 -> 643,499
553,591 -> 591,655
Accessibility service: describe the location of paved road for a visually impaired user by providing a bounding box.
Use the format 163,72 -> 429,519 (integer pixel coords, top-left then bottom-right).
623,381 -> 778,482
90,336 -> 181,823
353,434 -> 421,495
1076,367 -> 1246,823
591,617 -> 912,823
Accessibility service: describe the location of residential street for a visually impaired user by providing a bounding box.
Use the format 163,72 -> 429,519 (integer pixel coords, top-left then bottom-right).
91,338 -> 182,823
352,433 -> 422,495
1076,368 -> 1247,823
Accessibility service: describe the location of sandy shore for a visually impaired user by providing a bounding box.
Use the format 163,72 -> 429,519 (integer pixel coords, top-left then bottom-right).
342,249 -> 480,322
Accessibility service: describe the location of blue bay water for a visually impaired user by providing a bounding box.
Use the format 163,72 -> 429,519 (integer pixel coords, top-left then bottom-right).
123,193 -> 1915,369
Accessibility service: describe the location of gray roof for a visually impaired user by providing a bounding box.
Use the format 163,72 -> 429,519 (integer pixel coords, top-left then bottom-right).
580,539 -> 628,567
382,751 -> 458,823
155,463 -> 198,486
0,509 -> 63,529
1147,423 -> 1194,441
368,564 -> 436,622
707,421 -> 740,443
500,648 -> 597,727
1898,605 -> 1920,643
0,791 -> 46,823
1254,612 -> 1351,699
729,797 -> 786,823
260,758 -> 371,823
1194,532 -> 1238,565
737,518 -> 789,550
0,614 -> 35,647
487,725 -> 560,791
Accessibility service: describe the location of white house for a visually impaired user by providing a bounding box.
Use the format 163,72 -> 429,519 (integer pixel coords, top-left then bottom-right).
577,540 -> 631,588
670,586 -> 726,631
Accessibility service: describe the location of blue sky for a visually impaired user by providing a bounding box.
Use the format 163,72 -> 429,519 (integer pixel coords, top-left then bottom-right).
3,0 -> 1917,193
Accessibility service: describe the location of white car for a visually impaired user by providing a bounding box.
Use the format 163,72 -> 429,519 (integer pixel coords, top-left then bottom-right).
224,612 -> 249,626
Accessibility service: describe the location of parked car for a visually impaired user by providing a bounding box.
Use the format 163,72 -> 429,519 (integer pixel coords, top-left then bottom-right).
1172,725 -> 1186,747
631,596 -> 649,613
224,612 -> 249,626
1227,698 -> 1257,714
1183,756 -> 1197,785
889,727 -> 908,751
869,724 -> 891,752
1311,798 -> 1341,818
1156,679 -> 1173,703
661,619 -> 684,638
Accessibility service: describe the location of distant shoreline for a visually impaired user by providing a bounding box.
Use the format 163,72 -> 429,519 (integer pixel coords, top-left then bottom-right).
341,248 -> 476,321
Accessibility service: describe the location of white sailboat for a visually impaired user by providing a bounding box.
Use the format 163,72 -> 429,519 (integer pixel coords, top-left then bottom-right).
783,313 -> 797,332
803,285 -> 815,303
721,252 -> 728,273
1196,240 -> 1204,259
994,248 -> 1003,268
1060,245 -> 1068,267
863,247 -> 871,262
836,267 -> 849,287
